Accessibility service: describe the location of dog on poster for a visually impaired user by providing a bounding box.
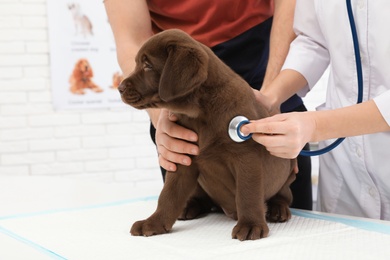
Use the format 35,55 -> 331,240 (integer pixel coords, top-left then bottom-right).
111,72 -> 123,89
68,2 -> 93,38
69,58 -> 103,95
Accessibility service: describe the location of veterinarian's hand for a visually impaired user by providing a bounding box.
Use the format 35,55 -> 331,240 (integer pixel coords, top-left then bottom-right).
241,112 -> 316,159
155,109 -> 199,172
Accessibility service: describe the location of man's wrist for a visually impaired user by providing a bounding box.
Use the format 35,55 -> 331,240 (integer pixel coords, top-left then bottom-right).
259,87 -> 282,113
146,109 -> 161,127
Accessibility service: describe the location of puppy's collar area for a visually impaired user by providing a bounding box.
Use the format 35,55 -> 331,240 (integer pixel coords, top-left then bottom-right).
228,116 -> 252,142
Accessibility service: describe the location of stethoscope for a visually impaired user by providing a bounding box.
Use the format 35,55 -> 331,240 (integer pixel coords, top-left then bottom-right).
228,0 -> 363,157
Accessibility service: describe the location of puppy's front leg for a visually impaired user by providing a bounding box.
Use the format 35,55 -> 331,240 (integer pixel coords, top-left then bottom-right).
130,165 -> 199,237
232,163 -> 268,241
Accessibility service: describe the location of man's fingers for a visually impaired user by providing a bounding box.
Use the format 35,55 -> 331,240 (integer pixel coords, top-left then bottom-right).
158,144 -> 194,172
156,132 -> 199,171
157,133 -> 199,156
293,163 -> 299,174
158,143 -> 193,165
168,111 -> 178,121
158,155 -> 177,172
162,121 -> 198,142
155,109 -> 200,171
159,110 -> 198,142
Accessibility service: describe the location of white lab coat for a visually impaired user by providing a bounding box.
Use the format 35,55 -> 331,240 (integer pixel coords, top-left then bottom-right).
283,0 -> 390,220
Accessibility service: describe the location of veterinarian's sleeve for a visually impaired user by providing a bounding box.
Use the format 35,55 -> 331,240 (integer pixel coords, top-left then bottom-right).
373,90 -> 390,126
282,0 -> 329,97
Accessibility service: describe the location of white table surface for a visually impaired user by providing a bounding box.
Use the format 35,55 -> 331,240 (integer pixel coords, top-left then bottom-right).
1,175 -> 390,260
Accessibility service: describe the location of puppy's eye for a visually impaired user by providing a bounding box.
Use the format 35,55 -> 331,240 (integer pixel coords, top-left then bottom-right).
143,62 -> 153,71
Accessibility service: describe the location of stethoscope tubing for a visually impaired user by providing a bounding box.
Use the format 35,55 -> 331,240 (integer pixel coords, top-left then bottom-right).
299,0 -> 363,156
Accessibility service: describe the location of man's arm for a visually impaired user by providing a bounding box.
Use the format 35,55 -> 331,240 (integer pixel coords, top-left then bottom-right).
104,0 -> 160,125
262,0 -> 296,87
104,0 -> 152,75
104,1 -> 198,171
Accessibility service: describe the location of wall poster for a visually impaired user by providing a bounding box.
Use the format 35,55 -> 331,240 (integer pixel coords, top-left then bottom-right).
47,0 -> 125,109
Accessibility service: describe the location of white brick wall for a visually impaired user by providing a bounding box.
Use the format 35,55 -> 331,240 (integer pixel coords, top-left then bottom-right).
0,0 -> 161,185
0,0 -> 327,187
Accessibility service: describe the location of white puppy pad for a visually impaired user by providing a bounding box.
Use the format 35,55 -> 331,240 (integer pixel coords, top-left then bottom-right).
1,198 -> 390,260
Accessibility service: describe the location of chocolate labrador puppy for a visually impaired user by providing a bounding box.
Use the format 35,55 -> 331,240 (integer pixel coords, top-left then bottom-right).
119,29 -> 296,241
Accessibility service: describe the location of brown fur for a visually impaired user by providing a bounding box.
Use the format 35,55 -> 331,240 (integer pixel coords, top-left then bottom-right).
119,29 -> 296,241
69,58 -> 102,95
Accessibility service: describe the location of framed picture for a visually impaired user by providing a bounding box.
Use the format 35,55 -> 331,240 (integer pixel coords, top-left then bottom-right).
47,0 -> 124,109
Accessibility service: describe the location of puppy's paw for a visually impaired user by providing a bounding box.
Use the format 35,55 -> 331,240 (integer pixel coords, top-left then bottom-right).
178,205 -> 202,220
266,200 -> 291,223
231,221 -> 269,241
130,219 -> 170,237
178,198 -> 214,220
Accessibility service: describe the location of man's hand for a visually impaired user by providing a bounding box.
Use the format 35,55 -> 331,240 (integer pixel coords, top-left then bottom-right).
155,109 -> 199,171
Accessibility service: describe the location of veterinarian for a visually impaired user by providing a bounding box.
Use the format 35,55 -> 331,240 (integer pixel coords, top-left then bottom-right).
241,0 -> 390,220
104,0 -> 313,210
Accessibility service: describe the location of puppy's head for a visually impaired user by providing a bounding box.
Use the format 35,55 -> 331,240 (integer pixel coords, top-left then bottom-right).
118,29 -> 209,110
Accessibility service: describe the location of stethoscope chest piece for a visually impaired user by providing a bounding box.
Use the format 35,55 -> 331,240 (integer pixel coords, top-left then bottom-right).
228,116 -> 252,142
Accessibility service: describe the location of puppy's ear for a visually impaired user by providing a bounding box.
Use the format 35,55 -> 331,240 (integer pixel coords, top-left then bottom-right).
159,44 -> 209,102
